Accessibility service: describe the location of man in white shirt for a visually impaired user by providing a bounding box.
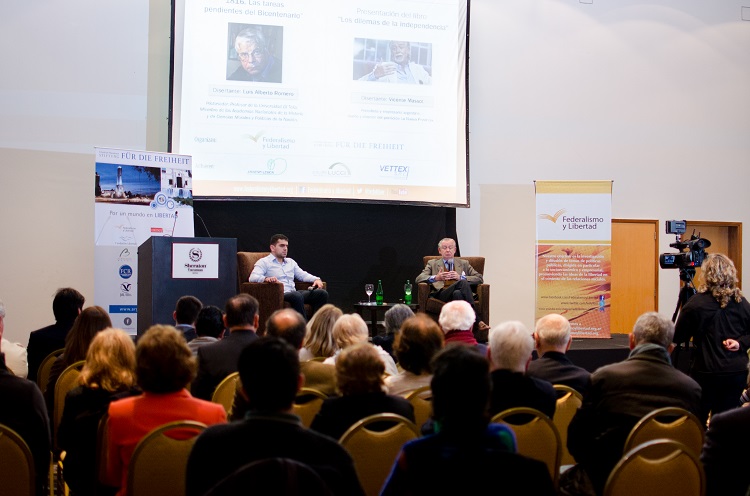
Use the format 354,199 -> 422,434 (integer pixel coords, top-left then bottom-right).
249,234 -> 328,320
0,299 -> 29,378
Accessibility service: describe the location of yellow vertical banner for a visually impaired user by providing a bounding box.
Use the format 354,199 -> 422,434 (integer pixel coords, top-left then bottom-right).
535,180 -> 612,338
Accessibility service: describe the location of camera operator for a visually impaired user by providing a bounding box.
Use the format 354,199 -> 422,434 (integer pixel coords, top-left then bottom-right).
674,253 -> 750,425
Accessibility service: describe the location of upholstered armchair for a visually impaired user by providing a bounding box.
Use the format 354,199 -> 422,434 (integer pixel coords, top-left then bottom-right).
237,252 -> 326,335
417,256 -> 490,342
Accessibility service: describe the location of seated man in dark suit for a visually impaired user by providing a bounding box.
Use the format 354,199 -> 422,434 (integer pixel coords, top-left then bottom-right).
186,337 -> 364,496
381,344 -> 555,495
27,287 -> 84,382
527,313 -> 591,396
172,295 -> 202,342
487,320 -> 557,420
415,237 -> 482,307
191,294 -> 259,400
565,312 -> 702,496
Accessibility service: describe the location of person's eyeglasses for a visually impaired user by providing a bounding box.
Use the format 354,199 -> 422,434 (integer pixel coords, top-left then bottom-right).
237,49 -> 264,60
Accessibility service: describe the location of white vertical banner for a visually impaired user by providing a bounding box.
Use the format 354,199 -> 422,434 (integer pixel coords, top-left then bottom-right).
94,148 -> 194,333
535,180 -> 612,338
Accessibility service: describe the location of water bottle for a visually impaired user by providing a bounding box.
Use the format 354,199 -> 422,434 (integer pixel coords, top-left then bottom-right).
375,280 -> 384,305
404,280 -> 412,304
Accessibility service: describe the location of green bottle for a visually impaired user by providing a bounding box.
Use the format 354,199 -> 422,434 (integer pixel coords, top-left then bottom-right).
404,280 -> 412,304
375,280 -> 384,305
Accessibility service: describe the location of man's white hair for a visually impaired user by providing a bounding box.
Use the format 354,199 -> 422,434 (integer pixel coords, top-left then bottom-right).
438,300 -> 475,333
535,313 -> 570,348
489,320 -> 533,371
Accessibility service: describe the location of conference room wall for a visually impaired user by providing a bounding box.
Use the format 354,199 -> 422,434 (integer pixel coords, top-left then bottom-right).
1,0 -> 750,343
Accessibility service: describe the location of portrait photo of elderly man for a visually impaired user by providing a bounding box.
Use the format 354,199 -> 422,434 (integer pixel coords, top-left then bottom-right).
227,24 -> 283,83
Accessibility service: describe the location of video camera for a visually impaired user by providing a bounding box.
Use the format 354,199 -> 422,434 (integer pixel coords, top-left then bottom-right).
658,220 -> 711,270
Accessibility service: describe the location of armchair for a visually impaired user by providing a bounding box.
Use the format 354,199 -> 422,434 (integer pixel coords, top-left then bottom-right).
417,256 -> 490,342
237,252 -> 326,335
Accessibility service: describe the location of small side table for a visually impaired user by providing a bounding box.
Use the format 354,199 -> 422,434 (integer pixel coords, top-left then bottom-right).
353,302 -> 419,337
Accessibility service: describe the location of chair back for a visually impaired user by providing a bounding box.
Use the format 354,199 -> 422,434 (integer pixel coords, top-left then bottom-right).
623,406 -> 704,457
53,360 -> 85,449
37,348 -> 65,392
422,255 -> 485,275
126,420 -> 207,496
211,372 -> 240,416
0,423 -> 35,496
237,252 -> 269,284
293,387 -> 328,428
205,457 -> 333,496
552,384 -> 583,466
401,386 -> 432,430
339,413 -> 419,496
97,413 -> 112,491
604,439 -> 705,496
491,407 -> 562,487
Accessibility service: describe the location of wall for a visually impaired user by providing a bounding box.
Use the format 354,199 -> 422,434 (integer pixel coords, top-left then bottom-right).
1,0 -> 749,343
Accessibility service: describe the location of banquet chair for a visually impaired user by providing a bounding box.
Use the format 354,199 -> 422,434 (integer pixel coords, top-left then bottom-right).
237,251 -> 327,336
0,423 -> 36,496
36,348 -> 65,394
623,406 -> 704,457
53,360 -> 86,452
211,372 -> 240,416
127,421 -> 207,496
339,413 -> 419,496
604,439 -> 704,496
552,384 -> 583,466
417,256 -> 490,342
401,386 -> 432,430
491,407 -> 562,487
293,387 -> 328,428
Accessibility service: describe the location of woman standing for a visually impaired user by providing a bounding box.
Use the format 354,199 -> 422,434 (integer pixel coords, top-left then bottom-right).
674,253 -> 750,423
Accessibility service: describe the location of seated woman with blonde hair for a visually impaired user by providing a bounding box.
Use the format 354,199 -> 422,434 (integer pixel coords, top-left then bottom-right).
311,342 -> 414,441
58,328 -> 141,496
299,303 -> 342,361
323,313 -> 398,376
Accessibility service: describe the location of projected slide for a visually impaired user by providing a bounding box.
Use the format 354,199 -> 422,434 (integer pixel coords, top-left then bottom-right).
171,0 -> 468,205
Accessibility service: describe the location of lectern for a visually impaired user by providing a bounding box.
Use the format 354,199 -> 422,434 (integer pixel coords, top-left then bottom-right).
137,236 -> 237,337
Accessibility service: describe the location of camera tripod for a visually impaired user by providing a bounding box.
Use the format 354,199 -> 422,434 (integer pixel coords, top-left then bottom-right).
671,267 -> 697,372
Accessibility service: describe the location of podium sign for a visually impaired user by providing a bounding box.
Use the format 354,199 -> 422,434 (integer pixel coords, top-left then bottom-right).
137,236 -> 237,337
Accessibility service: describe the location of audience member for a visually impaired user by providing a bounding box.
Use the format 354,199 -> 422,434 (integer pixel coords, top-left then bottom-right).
0,305 -> 51,495
58,328 -> 140,496
186,337 -> 364,496
527,313 -> 591,396
323,313 -> 398,376
438,300 -> 487,354
299,303 -> 341,361
191,294 -> 259,400
701,387 -> 750,496
311,342 -> 414,441
105,325 -> 226,496
249,233 -> 328,320
416,238 -> 483,311
674,253 -> 750,424
564,312 -> 702,496
385,314 -> 444,396
188,305 -> 224,355
27,287 -> 85,382
373,303 -> 414,362
381,345 -> 556,495
0,298 -> 29,378
487,320 -> 557,419
44,305 -> 112,417
267,308 -> 337,396
173,295 -> 202,342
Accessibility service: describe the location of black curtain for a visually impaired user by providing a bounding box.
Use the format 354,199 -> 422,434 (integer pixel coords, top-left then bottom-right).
194,200 -> 458,313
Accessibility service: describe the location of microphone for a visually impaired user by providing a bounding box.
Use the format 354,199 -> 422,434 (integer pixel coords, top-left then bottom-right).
170,210 -> 178,237
194,212 -> 212,237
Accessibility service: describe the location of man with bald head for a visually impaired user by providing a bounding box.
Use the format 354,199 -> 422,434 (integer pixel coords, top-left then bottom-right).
526,313 -> 591,396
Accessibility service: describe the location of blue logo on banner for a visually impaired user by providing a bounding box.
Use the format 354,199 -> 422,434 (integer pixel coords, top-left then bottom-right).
119,265 -> 133,279
109,305 -> 137,313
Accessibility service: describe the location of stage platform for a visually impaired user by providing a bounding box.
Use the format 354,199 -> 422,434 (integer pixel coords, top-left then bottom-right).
560,334 -> 631,372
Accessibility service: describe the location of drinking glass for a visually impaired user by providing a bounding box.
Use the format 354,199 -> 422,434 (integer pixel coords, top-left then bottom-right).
365,283 -> 374,304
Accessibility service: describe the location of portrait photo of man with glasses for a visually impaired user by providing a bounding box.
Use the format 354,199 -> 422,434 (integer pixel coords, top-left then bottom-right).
227,24 -> 283,83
